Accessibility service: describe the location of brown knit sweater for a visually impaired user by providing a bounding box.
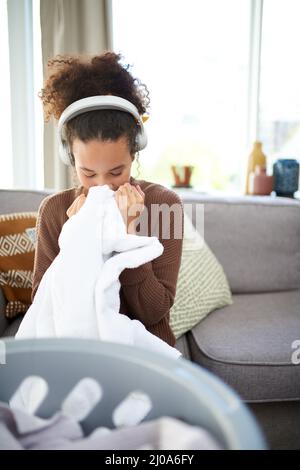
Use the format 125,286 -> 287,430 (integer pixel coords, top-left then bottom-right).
31,177 -> 183,347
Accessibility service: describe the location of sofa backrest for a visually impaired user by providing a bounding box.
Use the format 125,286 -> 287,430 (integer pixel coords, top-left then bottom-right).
0,189 -> 53,214
181,193 -> 300,294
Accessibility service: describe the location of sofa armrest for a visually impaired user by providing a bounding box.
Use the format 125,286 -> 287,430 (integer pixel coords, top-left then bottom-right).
0,287 -> 9,337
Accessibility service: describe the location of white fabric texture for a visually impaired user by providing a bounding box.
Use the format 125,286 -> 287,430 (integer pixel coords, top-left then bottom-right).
16,185 -> 180,360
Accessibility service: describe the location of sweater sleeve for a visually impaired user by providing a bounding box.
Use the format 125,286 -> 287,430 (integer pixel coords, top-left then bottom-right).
31,196 -> 63,302
119,189 -> 184,327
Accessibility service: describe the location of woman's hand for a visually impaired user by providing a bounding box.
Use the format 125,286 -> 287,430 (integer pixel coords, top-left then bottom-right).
66,183 -> 145,234
114,182 -> 145,234
66,194 -> 86,218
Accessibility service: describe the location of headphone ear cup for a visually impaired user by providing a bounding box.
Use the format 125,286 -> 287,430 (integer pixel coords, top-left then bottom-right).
61,141 -> 71,165
136,126 -> 147,151
58,127 -> 72,165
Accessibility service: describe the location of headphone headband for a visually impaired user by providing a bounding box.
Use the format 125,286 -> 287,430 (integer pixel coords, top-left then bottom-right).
57,95 -> 147,165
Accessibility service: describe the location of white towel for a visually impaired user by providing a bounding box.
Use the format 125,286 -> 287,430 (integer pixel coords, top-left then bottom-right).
16,185 -> 180,360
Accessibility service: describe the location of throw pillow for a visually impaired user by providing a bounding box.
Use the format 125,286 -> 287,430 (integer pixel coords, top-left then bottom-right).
170,213 -> 233,339
0,212 -> 37,318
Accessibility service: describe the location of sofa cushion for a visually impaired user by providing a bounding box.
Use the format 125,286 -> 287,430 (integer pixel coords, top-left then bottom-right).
180,194 -> 300,294
0,212 -> 37,318
188,290 -> 300,401
170,213 -> 232,339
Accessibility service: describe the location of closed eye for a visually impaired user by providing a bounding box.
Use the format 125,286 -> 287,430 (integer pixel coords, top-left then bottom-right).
83,171 -> 123,178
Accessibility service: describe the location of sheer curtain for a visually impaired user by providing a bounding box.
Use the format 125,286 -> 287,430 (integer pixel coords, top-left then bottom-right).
40,0 -> 111,190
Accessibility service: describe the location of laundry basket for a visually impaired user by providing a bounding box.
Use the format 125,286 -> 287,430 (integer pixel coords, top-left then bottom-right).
0,338 -> 266,450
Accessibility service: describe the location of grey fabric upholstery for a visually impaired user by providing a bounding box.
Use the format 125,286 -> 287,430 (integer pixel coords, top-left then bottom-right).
175,334 -> 191,360
2,315 -> 24,337
188,290 -> 300,401
249,401 -> 300,450
0,188 -> 53,215
182,194 -> 300,294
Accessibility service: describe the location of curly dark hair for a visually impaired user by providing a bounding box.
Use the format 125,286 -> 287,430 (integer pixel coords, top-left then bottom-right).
39,52 -> 150,162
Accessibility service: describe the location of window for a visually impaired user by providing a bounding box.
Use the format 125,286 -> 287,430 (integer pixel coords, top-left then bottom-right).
0,0 -> 13,188
1,0 -> 43,190
112,0 -> 251,192
259,0 -> 300,173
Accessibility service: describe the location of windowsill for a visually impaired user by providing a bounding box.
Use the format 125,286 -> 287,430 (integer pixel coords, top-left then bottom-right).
170,186 -> 300,201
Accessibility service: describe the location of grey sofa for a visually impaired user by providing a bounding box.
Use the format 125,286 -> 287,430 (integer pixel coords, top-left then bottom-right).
1,188 -> 300,449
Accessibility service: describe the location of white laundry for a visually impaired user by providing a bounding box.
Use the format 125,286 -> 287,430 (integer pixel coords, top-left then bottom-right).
16,185 -> 181,361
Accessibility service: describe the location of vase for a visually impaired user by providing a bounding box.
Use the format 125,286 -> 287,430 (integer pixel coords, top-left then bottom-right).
273,159 -> 299,197
245,141 -> 267,195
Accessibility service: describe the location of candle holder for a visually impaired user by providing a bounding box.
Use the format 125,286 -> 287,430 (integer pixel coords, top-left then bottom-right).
171,165 -> 194,188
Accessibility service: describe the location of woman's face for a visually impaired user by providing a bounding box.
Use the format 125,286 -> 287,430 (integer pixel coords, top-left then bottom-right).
72,136 -> 133,192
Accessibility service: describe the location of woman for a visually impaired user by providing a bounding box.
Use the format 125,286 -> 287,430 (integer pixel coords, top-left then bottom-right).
32,52 -> 183,347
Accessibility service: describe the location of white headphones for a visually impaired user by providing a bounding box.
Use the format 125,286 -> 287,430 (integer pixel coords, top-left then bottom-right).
57,95 -> 148,165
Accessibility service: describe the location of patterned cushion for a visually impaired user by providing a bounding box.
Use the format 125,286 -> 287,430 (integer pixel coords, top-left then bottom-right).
170,213 -> 233,339
0,212 -> 37,318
